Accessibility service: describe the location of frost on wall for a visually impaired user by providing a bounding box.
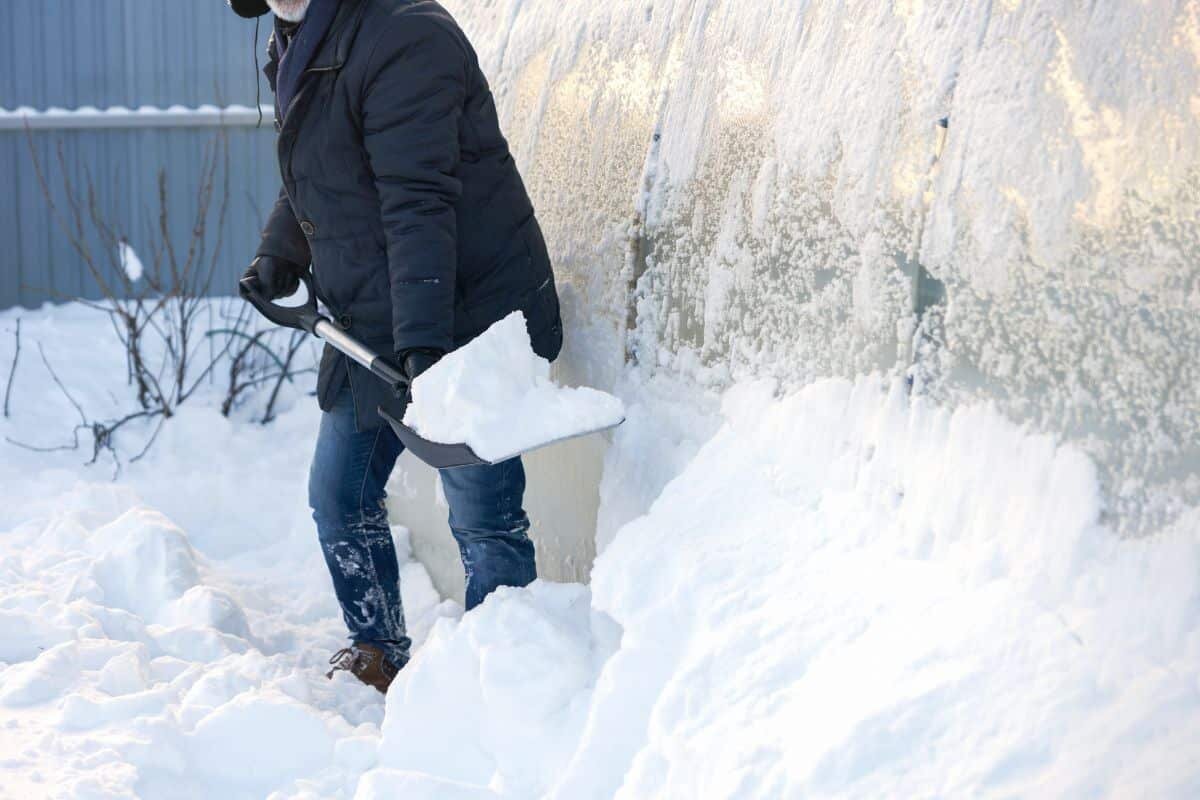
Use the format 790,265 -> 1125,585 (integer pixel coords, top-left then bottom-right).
451,0 -> 1200,535
463,5 -> 667,391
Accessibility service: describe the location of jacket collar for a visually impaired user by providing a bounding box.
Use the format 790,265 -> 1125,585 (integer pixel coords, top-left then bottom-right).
265,0 -> 365,80
304,0 -> 366,72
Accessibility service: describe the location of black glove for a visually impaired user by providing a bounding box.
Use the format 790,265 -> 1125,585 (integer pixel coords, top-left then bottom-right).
399,348 -> 443,382
239,256 -> 305,301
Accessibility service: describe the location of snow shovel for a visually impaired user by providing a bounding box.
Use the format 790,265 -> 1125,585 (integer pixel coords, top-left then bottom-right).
241,272 -> 622,469
240,272 -> 491,468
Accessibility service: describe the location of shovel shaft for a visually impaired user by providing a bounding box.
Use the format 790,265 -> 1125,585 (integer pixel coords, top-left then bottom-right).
313,319 -> 408,394
239,272 -> 409,394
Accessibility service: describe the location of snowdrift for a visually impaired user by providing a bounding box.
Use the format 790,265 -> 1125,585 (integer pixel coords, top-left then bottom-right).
361,377 -> 1200,798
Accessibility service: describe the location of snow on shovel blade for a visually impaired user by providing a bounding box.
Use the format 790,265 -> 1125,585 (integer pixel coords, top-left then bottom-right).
378,407 -> 624,469
384,313 -> 627,468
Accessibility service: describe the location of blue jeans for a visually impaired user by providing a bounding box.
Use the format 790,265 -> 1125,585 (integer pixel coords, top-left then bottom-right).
308,387 -> 536,667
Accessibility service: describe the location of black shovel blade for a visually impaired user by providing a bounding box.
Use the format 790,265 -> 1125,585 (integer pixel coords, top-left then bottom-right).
378,407 -> 489,469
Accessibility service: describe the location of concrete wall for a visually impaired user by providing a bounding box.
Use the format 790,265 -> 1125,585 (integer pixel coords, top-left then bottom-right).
396,0 -> 1199,600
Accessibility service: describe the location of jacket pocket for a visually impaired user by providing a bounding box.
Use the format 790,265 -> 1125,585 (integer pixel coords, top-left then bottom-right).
316,344 -> 348,413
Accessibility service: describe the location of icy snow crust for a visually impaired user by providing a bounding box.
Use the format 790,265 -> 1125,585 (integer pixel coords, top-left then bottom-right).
2,304 -> 1197,797
402,312 -> 624,463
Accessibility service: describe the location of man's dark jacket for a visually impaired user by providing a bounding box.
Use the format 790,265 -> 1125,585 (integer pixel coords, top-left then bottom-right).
256,0 -> 562,430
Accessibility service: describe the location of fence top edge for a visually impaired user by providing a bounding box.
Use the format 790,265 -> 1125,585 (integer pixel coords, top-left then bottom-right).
0,104 -> 275,131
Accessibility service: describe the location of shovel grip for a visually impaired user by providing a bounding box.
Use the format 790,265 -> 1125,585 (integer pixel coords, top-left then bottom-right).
241,269 -> 408,395
239,270 -> 325,334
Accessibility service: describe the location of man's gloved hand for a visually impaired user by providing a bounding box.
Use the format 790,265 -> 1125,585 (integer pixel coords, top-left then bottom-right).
239,256 -> 305,301
399,348 -> 443,382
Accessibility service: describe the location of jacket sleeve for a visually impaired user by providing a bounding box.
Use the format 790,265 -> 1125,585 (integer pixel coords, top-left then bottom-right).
361,15 -> 465,355
256,185 -> 312,268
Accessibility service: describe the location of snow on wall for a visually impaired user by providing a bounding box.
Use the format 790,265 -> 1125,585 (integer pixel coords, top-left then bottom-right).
441,0 -> 1200,539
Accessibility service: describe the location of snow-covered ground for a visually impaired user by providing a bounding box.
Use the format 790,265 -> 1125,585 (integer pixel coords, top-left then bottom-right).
0,304 -> 454,798
1,302 -> 1197,798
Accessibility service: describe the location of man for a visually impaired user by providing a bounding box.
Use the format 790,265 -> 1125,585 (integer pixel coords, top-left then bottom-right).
231,0 -> 562,693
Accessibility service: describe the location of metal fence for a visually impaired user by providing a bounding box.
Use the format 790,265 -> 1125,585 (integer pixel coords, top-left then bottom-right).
1,1 -> 280,310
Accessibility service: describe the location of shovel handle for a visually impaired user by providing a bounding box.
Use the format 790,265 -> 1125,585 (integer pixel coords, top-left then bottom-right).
315,319 -> 409,394
240,270 -> 408,395
239,270 -> 325,334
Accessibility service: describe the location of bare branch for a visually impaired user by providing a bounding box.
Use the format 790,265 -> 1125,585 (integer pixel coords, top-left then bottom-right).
5,429 -> 81,453
22,126 -> 117,302
37,342 -> 87,427
159,170 -> 181,289
4,319 -> 21,418
129,412 -> 168,464
262,330 -> 307,424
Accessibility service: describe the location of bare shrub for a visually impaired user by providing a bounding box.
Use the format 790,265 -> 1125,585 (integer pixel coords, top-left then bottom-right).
13,126 -> 313,471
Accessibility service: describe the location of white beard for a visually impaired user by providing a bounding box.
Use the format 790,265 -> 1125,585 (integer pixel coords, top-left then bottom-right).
266,0 -> 311,22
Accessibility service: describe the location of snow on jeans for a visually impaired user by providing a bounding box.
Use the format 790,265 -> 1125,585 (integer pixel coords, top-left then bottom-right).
308,386 -> 537,667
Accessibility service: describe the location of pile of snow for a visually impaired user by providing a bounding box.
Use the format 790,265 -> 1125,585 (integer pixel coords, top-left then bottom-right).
0,479 -> 452,798
360,581 -> 621,799
0,304 -> 453,798
365,376 -> 1200,798
403,312 -> 624,462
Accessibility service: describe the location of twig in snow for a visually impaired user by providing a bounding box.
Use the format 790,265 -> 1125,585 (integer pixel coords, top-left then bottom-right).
37,342 -> 87,426
84,408 -> 163,475
129,412 -> 168,465
7,344 -> 164,475
4,431 -> 81,454
6,345 -> 91,454
3,319 -> 20,417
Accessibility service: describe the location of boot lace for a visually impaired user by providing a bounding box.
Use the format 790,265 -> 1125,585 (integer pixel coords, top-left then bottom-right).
326,646 -> 363,678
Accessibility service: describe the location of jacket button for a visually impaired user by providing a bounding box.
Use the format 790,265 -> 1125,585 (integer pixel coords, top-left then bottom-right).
300,220 -> 315,236
338,314 -> 352,329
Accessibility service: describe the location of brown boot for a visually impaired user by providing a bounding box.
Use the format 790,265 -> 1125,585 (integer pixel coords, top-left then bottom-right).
326,643 -> 402,694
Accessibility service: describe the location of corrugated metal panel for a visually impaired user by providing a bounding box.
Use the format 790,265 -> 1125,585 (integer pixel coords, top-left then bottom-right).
1,1 -> 278,310
1,1 -> 268,109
